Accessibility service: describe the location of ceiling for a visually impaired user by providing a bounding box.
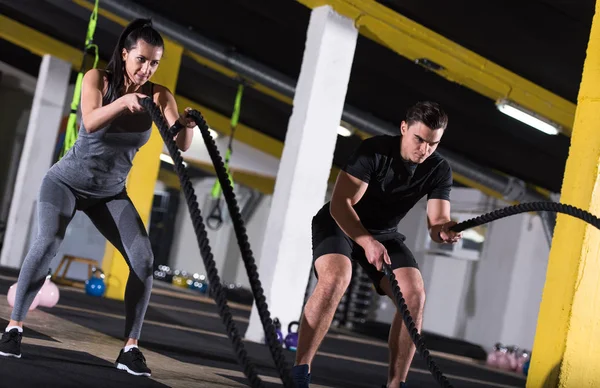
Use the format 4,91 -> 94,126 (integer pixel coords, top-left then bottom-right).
0,0 -> 596,193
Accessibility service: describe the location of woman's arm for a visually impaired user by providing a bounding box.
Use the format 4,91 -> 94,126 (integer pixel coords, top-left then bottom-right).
80,69 -> 145,133
154,84 -> 194,152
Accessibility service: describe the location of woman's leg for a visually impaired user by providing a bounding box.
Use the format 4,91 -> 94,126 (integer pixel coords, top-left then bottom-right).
10,176 -> 77,323
1,176 -> 76,358
84,193 -> 153,376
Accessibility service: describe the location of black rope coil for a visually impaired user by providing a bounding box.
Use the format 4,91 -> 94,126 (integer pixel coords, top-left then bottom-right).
185,109 -> 295,387
450,201 -> 600,233
141,98 -> 294,388
140,98 -> 272,388
382,265 -> 453,388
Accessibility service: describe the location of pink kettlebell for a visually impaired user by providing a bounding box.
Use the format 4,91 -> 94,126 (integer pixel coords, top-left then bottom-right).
506,346 -> 519,371
486,343 -> 503,367
495,346 -> 513,371
38,274 -> 60,308
7,282 -> 40,311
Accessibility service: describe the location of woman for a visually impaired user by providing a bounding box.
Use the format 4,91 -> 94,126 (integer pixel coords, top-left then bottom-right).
0,18 -> 195,377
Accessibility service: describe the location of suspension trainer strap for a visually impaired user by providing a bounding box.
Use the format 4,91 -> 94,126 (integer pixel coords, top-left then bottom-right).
59,0 -> 99,159
208,82 -> 245,230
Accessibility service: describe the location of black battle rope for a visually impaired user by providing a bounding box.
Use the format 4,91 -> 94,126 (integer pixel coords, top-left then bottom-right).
139,98 -> 269,388
383,201 -> 600,388
185,109 -> 295,388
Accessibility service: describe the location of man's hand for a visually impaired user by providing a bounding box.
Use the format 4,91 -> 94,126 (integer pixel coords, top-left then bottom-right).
362,239 -> 391,271
439,220 -> 462,244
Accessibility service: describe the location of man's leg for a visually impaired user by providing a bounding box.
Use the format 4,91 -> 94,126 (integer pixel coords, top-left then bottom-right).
294,254 -> 352,377
378,267 -> 426,388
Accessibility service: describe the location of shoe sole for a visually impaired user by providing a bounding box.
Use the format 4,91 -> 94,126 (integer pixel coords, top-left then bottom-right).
0,351 -> 21,358
116,363 -> 151,377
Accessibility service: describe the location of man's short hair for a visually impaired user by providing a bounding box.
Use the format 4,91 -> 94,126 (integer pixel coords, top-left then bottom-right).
406,101 -> 448,131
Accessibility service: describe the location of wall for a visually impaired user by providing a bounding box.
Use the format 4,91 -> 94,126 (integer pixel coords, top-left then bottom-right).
0,61 -> 35,224
499,213 -> 549,350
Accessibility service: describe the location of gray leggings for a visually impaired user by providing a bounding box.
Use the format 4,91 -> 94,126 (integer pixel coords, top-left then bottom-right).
11,174 -> 154,340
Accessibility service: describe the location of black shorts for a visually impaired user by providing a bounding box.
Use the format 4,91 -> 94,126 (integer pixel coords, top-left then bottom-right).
311,205 -> 419,295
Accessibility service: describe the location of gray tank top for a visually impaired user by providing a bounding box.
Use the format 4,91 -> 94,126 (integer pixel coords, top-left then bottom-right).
48,80 -> 154,198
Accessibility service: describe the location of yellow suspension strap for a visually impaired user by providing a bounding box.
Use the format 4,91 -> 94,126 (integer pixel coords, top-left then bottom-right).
59,0 -> 99,159
207,82 -> 245,230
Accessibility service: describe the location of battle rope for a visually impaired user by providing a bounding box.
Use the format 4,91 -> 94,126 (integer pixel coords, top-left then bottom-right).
382,265 -> 454,388
185,108 -> 295,387
141,98 -> 294,388
383,201 -> 600,387
139,98 -> 267,388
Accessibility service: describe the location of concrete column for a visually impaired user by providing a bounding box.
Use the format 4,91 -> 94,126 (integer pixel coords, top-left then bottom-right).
528,1 -> 600,385
245,5 -> 358,342
0,55 -> 70,268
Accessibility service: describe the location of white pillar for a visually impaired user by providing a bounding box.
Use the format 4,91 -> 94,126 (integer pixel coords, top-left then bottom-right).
422,255 -> 470,337
244,5 -> 359,342
0,55 -> 71,268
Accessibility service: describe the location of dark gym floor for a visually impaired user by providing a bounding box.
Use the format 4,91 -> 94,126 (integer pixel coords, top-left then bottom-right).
0,267 -> 526,388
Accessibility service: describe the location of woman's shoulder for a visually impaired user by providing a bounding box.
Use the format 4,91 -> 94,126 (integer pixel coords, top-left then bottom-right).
84,68 -> 109,80
83,69 -> 109,91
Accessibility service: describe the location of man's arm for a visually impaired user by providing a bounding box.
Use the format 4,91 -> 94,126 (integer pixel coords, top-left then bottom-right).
329,171 -> 374,248
427,199 -> 458,243
426,161 -> 461,244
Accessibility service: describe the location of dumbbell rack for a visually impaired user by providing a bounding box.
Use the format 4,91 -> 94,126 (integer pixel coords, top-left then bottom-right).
333,261 -> 373,329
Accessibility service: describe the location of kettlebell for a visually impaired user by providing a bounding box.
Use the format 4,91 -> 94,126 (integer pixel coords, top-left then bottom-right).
284,321 -> 299,351
85,267 -> 106,297
273,318 -> 283,344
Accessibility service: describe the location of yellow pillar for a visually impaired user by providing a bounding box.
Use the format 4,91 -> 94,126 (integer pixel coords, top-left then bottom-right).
527,2 -> 600,387
103,38 -> 183,300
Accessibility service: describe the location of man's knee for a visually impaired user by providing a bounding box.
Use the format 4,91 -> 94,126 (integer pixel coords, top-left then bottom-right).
404,287 -> 425,314
314,254 -> 352,299
384,268 -> 426,314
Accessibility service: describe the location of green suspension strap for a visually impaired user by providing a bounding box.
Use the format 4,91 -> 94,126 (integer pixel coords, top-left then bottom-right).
207,82 -> 245,230
59,0 -> 99,159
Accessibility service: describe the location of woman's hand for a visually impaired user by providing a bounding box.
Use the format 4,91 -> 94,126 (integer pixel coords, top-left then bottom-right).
177,107 -> 196,129
120,93 -> 147,114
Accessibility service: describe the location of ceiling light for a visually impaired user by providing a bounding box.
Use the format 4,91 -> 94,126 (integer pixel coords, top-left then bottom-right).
495,99 -> 561,135
337,125 -> 353,137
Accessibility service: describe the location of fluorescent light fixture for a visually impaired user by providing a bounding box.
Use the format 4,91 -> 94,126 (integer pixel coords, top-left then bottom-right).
160,153 -> 188,167
337,125 -> 353,137
496,99 -> 561,135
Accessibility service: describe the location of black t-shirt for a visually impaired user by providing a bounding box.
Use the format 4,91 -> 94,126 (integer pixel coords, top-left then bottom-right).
338,134 -> 452,234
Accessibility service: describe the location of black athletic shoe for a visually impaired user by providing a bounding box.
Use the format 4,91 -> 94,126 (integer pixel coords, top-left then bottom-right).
115,347 -> 151,377
0,329 -> 22,358
291,364 -> 311,388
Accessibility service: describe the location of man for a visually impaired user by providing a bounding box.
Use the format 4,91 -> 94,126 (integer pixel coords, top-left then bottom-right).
291,101 -> 462,388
